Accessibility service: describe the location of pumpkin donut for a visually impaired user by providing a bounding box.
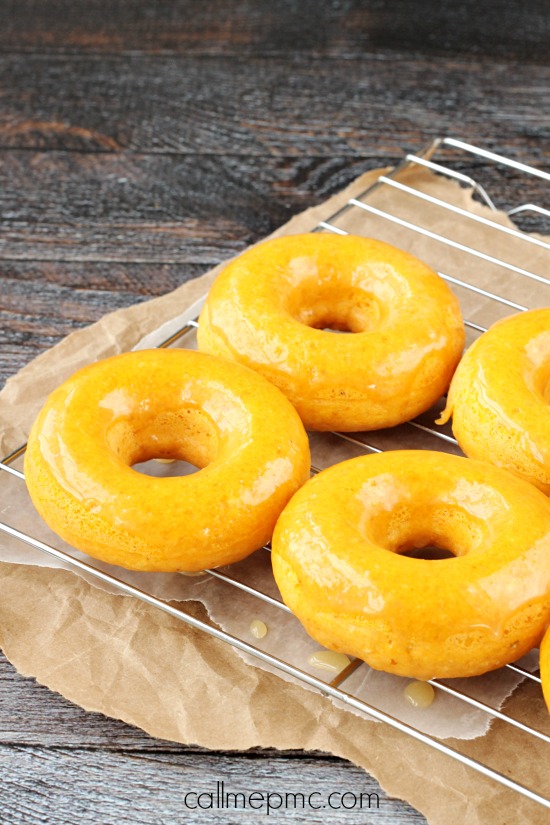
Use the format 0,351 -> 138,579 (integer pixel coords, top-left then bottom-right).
438,308 -> 550,494
24,349 -> 310,572
272,450 -> 550,680
197,234 -> 464,431
539,625 -> 550,714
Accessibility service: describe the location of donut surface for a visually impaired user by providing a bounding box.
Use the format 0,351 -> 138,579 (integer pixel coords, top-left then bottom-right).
197,234 -> 465,431
25,349 -> 310,572
271,450 -> 550,680
439,308 -> 550,494
539,625 -> 550,714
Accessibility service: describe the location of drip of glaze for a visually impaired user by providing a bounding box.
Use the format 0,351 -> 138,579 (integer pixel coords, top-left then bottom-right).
154,458 -> 177,464
250,619 -> 268,639
308,650 -> 351,675
403,680 -> 435,708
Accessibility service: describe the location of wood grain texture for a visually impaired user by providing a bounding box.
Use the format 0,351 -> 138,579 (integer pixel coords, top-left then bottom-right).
0,746 -> 422,825
0,0 -> 548,63
0,154 -> 378,260
0,55 -> 548,156
0,153 -> 546,240
0,153 -> 372,228
0,261 -> 210,385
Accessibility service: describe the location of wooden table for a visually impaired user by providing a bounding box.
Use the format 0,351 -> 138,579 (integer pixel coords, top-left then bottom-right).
1,3 -> 548,822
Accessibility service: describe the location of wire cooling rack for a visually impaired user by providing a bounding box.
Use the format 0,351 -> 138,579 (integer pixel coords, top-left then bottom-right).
1,137 -> 550,810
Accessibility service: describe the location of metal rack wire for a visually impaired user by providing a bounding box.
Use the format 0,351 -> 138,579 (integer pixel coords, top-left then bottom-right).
1,137 -> 550,810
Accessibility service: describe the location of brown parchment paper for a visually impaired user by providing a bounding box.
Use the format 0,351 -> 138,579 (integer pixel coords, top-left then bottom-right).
1,167 -> 550,825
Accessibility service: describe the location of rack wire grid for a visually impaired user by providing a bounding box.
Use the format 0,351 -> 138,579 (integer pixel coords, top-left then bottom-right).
1,136 -> 550,810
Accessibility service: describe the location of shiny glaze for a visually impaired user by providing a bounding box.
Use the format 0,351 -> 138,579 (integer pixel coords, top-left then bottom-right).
197,234 -> 465,431
539,624 -> 550,714
307,650 -> 351,675
25,349 -> 310,571
403,681 -> 435,709
249,619 -> 268,639
439,308 -> 550,494
272,450 -> 550,680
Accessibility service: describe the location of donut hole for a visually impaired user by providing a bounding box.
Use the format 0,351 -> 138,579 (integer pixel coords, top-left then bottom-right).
401,545 -> 456,560
367,504 -> 487,559
106,405 -> 220,475
286,284 -> 382,333
133,458 -> 200,478
395,531 -> 461,559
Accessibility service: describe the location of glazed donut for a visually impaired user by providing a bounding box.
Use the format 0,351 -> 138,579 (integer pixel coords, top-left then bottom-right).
271,450 -> 550,680
197,233 -> 465,431
539,626 -> 550,714
438,308 -> 550,494
25,349 -> 310,572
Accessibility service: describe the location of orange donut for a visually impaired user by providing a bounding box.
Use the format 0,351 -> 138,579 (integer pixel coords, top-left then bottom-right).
197,234 -> 465,431
272,450 -> 550,680
25,349 -> 310,572
539,626 -> 550,714
438,308 -> 550,494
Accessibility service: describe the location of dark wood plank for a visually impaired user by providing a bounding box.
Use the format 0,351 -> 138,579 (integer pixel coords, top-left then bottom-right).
0,152 -> 371,229
0,746 -> 425,824
0,0 -> 548,64
0,55 -> 548,156
0,261 -> 210,388
0,260 -> 208,296
0,154 -> 378,261
1,152 -> 546,237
